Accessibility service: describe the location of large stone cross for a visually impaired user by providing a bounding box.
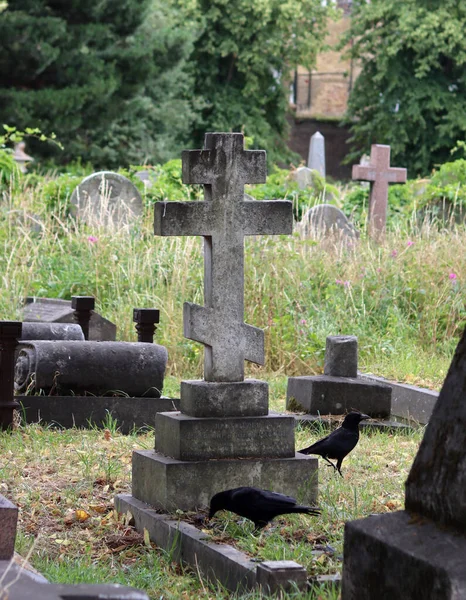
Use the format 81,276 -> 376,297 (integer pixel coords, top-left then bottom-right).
352,144 -> 407,238
154,133 -> 292,382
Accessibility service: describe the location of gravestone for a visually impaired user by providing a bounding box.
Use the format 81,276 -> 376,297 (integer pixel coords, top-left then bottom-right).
0,494 -> 18,559
134,170 -> 157,189
291,166 -> 314,190
21,322 -> 84,341
116,132 -> 318,513
352,145 -> 407,239
342,326 -> 466,599
307,131 -> 326,178
23,297 -> 116,341
287,335 -> 391,417
296,204 -> 359,240
70,171 -> 143,227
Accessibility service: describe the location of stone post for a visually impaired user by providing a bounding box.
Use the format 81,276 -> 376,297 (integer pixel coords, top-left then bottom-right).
0,321 -> 22,430
307,131 -> 326,178
352,145 -> 407,239
71,295 -> 94,340
133,308 -> 160,343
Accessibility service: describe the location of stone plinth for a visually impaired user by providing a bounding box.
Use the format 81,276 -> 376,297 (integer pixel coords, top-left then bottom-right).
324,335 -> 358,377
0,494 -> 18,559
342,511 -> 466,600
256,560 -> 308,595
132,450 -> 318,511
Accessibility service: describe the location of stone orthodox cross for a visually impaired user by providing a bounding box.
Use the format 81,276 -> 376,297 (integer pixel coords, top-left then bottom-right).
352,144 -> 407,238
154,133 -> 292,382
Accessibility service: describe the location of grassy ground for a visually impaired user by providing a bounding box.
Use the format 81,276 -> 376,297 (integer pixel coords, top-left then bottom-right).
0,417 -> 423,599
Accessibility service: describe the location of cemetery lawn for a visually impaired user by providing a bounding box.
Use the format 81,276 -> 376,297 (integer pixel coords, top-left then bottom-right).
0,417 -> 423,599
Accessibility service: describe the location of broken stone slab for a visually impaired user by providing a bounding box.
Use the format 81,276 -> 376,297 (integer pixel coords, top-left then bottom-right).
256,560 -> 308,595
154,411 -> 296,460
0,494 -> 18,560
131,450 -> 318,512
23,297 -> 116,341
20,322 -> 85,341
180,379 -> 268,418
297,204 -> 359,240
15,341 -> 168,397
70,171 -> 144,228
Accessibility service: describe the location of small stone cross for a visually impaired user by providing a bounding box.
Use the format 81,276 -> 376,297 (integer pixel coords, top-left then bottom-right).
154,133 -> 292,382
352,144 -> 407,238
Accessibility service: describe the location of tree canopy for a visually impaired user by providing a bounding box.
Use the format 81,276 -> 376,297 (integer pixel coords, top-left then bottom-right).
344,0 -> 466,176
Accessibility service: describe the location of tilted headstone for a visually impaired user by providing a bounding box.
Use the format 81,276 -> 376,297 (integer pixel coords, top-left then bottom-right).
15,341 -> 168,398
287,335 -> 391,417
307,131 -> 326,178
296,204 -> 359,240
117,132 -> 318,513
70,171 -> 143,227
342,326 -> 466,599
352,145 -> 407,239
23,297 -> 116,341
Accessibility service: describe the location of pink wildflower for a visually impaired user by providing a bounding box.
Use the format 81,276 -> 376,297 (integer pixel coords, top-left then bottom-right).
300,319 -> 307,325
87,235 -> 98,243
344,280 -> 351,287
391,250 -> 398,258
335,279 -> 343,285
407,240 -> 414,247
449,273 -> 457,280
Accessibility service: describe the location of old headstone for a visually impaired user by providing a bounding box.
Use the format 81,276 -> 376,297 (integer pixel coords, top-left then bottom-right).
291,165 -> 314,190
296,204 -> 359,240
116,132 -> 318,513
0,494 -> 18,559
20,322 -> 85,341
287,335 -> 391,417
23,297 -> 116,341
352,145 -> 407,239
70,171 -> 143,227
307,131 -> 326,178
134,170 -> 157,189
342,326 -> 466,599
0,321 -> 22,429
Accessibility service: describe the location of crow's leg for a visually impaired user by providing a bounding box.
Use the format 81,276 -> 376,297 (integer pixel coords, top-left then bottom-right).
322,457 -> 339,473
336,458 -> 343,478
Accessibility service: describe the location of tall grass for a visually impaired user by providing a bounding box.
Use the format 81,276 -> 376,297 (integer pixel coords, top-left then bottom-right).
1,176 -> 464,387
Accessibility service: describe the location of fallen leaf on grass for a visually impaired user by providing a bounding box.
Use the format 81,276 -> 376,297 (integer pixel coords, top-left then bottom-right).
76,509 -> 91,522
103,429 -> 112,441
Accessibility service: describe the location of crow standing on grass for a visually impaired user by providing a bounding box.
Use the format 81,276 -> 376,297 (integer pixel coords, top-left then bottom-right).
298,411 -> 370,477
208,487 -> 320,530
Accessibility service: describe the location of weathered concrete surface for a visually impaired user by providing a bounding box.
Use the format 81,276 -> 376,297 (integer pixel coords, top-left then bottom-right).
132,450 -> 318,511
256,561 -> 308,595
15,341 -> 167,397
361,373 -> 438,425
286,375 -> 391,417
0,494 -> 18,559
342,511 -> 466,600
16,395 -> 179,434
180,379 -> 268,417
20,322 -> 85,341
154,132 -> 292,382
324,335 -> 358,378
155,411 -> 295,460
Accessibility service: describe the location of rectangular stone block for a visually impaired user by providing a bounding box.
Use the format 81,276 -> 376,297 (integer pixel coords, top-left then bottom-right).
286,375 -> 391,418
180,379 -> 268,417
0,494 -> 18,560
256,561 -> 308,595
342,511 -> 466,600
132,450 -> 318,511
155,412 -> 295,460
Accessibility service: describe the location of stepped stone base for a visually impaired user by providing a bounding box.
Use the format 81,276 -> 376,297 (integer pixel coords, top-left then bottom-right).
342,511 -> 466,600
132,450 -> 318,511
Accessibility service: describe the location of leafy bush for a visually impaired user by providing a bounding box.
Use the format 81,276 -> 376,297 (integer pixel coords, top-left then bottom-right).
0,148 -> 19,188
40,173 -> 82,214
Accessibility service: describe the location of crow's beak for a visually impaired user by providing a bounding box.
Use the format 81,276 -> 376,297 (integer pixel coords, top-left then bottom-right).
360,413 -> 370,421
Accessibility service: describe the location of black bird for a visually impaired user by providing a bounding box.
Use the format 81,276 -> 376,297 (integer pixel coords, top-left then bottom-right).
208,486 -> 320,529
298,411 -> 370,477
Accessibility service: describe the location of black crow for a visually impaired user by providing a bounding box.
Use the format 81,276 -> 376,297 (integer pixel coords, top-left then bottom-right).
298,411 -> 370,476
208,486 -> 320,529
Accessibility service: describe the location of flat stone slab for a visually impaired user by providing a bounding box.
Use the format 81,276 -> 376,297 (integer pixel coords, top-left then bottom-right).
116,494 -> 316,594
155,411 -> 295,460
0,494 -> 18,559
286,375 -> 392,418
342,511 -> 466,600
132,450 -> 318,511
17,396 -> 180,434
361,374 -> 438,425
180,379 -> 268,417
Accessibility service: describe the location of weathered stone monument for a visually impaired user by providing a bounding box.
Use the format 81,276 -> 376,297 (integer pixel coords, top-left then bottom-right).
70,171 -> 143,228
342,326 -> 466,599
352,144 -> 407,239
291,165 -> 314,190
287,335 -> 391,418
116,133 -> 317,515
307,131 -> 326,178
24,296 -> 116,341
296,204 -> 359,240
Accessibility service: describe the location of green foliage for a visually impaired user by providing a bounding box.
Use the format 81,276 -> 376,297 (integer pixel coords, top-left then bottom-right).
185,0 -> 332,165
343,1 -> 466,176
40,173 -> 82,214
0,0 -> 199,169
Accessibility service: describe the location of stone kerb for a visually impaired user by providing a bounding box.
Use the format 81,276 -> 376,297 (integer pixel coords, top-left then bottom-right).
287,335 -> 392,418
341,326 -> 466,599
119,133 -> 318,514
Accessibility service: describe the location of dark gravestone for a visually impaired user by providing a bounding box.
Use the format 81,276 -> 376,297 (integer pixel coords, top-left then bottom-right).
0,321 -> 22,429
21,322 -> 84,341
0,494 -> 18,559
15,341 -> 168,397
287,335 -> 391,417
24,297 -> 116,341
342,327 -> 466,600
